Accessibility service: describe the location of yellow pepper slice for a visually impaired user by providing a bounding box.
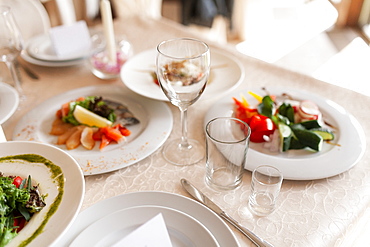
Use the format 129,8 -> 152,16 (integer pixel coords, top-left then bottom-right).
248,91 -> 263,102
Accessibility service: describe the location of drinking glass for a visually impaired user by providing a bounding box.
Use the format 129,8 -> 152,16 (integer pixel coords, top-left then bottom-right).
156,38 -> 210,166
248,165 -> 283,216
0,6 -> 24,96
205,117 -> 250,190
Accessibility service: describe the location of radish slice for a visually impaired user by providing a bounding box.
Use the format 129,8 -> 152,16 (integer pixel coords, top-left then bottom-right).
298,100 -> 320,119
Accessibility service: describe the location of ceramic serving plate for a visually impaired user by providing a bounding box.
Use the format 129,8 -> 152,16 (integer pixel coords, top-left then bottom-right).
205,86 -> 366,180
0,141 -> 84,246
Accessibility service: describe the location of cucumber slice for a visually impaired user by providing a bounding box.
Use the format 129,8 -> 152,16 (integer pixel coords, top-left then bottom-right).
278,123 -> 292,152
311,128 -> 334,141
290,123 -> 306,131
291,128 -> 323,152
300,120 -> 322,129
289,137 -> 307,150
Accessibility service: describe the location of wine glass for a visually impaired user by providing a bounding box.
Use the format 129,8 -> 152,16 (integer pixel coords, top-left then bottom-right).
0,6 -> 24,96
156,38 -> 210,166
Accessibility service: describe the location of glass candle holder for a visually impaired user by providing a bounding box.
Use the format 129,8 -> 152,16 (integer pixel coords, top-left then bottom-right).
88,37 -> 133,80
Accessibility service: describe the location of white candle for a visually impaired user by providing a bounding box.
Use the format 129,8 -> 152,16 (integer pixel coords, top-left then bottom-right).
100,0 -> 116,64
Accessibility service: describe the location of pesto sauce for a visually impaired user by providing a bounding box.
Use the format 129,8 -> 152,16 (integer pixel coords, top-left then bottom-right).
0,154 -> 64,246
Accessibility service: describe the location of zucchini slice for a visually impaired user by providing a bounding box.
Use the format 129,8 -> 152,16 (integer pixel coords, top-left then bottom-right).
311,128 -> 334,141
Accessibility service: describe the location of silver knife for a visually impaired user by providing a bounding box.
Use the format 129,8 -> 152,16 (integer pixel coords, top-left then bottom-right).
181,178 -> 274,247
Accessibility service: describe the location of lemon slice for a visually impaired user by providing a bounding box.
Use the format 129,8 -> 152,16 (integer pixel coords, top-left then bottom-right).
73,105 -> 112,127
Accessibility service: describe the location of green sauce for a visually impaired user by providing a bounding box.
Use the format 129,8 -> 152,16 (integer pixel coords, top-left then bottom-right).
0,154 -> 64,246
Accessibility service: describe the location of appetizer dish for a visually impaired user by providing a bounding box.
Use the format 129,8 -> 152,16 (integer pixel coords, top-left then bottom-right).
121,49 -> 244,101
0,173 -> 46,246
233,90 -> 336,153
161,60 -> 205,86
50,96 -> 139,151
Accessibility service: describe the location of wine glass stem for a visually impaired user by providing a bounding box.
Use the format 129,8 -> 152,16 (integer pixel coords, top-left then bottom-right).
180,108 -> 190,149
7,61 -> 23,94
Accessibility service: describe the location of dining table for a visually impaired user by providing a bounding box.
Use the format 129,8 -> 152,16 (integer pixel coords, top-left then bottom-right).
2,15 -> 370,247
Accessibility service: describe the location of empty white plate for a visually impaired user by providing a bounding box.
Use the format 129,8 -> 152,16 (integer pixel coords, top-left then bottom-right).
70,205 -> 219,247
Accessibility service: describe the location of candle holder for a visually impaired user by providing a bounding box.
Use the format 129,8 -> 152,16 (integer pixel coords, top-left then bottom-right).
88,36 -> 133,80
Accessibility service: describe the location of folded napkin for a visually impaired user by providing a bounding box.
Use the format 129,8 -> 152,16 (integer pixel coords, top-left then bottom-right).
49,20 -> 91,58
111,213 -> 173,247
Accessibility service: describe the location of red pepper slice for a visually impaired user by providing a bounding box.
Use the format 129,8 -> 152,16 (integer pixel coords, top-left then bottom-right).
249,115 -> 276,143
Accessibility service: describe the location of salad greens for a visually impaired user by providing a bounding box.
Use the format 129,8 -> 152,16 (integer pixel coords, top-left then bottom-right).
0,175 -> 45,246
63,96 -> 116,125
257,95 -> 334,152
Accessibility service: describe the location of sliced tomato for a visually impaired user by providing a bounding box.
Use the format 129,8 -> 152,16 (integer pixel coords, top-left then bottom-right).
12,176 -> 23,188
14,216 -> 26,233
17,217 -> 26,232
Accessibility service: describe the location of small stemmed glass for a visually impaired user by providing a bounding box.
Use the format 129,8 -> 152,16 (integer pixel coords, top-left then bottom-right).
0,6 -> 24,98
156,38 -> 210,166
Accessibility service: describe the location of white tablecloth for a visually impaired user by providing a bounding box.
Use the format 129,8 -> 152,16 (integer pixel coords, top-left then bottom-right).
2,16 -> 370,246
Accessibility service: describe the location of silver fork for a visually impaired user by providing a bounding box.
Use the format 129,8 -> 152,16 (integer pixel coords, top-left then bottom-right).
15,58 -> 39,80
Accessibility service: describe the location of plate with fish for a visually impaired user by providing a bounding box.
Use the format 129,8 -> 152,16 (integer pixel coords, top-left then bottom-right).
120,48 -> 245,101
12,85 -> 173,175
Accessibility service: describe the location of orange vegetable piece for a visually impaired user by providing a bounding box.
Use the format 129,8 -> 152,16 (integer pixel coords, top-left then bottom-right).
102,126 -> 125,143
100,134 -> 111,150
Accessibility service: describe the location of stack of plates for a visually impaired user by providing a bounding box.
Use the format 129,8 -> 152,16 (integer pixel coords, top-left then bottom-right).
21,30 -> 104,67
55,191 -> 240,247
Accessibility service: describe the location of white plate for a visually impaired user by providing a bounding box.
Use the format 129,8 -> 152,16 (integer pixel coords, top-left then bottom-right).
21,50 -> 85,67
0,141 -> 84,247
54,191 -> 240,247
120,48 -> 244,101
0,82 -> 19,124
12,85 -> 173,175
71,205 -> 219,247
205,87 -> 366,180
26,31 -> 104,62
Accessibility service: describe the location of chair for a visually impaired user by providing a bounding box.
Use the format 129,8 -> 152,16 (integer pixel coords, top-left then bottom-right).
0,0 -> 50,42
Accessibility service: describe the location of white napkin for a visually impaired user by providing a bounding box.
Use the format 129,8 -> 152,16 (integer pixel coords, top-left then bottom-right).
111,213 -> 173,247
49,20 -> 91,58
